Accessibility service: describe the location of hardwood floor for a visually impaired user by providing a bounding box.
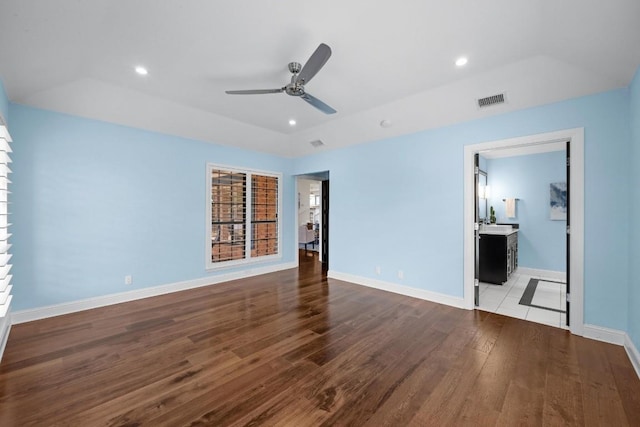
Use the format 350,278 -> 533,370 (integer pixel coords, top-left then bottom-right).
1,251 -> 639,426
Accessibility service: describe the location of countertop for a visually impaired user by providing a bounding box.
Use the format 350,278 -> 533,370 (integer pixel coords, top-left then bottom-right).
479,227 -> 519,236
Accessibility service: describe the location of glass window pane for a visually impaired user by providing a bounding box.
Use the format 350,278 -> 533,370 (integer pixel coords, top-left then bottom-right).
251,175 -> 278,257
211,169 -> 246,263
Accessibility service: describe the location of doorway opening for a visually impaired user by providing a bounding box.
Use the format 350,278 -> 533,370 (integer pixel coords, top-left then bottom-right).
464,128 -> 584,336
296,172 -> 329,272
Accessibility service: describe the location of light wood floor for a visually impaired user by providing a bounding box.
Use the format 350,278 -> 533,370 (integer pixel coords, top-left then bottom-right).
1,251 -> 639,426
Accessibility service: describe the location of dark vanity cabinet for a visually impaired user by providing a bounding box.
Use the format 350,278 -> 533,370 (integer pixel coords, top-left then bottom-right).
479,231 -> 518,284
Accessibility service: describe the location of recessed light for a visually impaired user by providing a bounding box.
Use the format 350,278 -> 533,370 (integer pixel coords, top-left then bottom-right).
380,119 -> 392,128
289,119 -> 296,126
135,66 -> 148,75
455,57 -> 468,67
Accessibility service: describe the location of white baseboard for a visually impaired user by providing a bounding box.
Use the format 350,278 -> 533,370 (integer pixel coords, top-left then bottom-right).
582,324 -> 626,345
516,267 -> 566,282
624,334 -> 640,379
12,262 -> 297,324
327,270 -> 466,309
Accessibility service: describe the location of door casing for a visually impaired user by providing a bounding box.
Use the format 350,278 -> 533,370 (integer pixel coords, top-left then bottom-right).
463,128 -> 584,336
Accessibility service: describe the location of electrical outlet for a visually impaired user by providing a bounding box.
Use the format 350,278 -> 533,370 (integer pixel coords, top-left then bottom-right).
125,275 -> 132,285
375,266 -> 381,275
398,270 -> 404,279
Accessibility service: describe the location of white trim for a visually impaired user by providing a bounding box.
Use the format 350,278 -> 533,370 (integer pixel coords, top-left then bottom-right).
464,128 -> 584,336
624,334 -> 640,379
294,178 -> 300,267
205,163 -> 283,271
295,176 -> 326,265
328,270 -> 466,309
318,181 -> 323,263
12,262 -> 296,324
516,267 -> 566,283
582,324 -> 626,345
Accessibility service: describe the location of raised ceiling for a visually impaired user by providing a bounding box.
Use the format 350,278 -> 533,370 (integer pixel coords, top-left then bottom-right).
1,1 -> 639,157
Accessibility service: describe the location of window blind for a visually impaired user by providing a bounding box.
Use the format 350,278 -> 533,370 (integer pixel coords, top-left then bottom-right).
0,124 -> 13,362
210,169 -> 247,263
251,174 -> 278,257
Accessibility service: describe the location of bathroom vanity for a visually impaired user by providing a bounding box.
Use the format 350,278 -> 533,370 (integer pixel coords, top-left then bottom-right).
479,224 -> 518,285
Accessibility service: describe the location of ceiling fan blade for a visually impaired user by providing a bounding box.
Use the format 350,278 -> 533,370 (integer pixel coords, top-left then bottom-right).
225,88 -> 284,95
300,92 -> 337,115
296,43 -> 332,85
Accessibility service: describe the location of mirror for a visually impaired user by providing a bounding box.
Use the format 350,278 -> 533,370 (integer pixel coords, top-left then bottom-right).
478,170 -> 488,222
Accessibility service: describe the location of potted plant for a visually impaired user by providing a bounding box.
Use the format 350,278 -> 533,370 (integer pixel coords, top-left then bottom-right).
489,206 -> 496,224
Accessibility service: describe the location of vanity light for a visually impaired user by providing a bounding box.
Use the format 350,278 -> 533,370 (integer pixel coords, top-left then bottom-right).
135,66 -> 148,75
478,185 -> 491,199
478,185 -> 486,199
455,57 -> 468,67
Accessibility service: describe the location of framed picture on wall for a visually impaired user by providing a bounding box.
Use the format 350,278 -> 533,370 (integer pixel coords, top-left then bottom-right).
550,182 -> 567,220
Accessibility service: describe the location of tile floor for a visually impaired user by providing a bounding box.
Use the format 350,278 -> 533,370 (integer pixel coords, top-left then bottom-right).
478,271 -> 567,329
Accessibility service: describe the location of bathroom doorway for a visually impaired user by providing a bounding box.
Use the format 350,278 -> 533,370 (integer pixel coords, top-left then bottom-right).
464,128 -> 584,335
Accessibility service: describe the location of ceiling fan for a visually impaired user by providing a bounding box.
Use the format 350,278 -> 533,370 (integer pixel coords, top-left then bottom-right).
225,43 -> 336,115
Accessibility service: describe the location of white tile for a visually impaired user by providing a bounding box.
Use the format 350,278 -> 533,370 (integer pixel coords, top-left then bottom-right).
531,290 -> 562,311
477,273 -> 565,330
496,304 -> 530,320
505,278 -> 519,287
499,295 -> 525,309
526,308 -> 561,327
537,282 -> 564,292
531,289 -> 561,302
512,281 -> 527,291
507,285 -> 526,298
482,288 -> 508,303
513,276 -> 529,289
478,298 -> 501,312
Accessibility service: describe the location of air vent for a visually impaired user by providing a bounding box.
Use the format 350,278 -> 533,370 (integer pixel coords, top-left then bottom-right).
309,139 -> 325,148
477,93 -> 506,108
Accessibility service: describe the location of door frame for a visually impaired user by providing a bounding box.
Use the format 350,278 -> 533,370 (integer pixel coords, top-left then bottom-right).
294,174 -> 329,267
463,128 -> 584,336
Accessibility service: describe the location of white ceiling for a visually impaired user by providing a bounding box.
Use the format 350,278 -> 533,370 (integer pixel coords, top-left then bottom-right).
1,1 -> 639,157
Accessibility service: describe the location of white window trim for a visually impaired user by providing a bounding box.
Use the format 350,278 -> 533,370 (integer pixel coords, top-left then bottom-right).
205,163 -> 282,271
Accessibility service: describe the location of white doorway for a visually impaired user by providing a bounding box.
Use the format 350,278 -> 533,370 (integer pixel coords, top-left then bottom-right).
463,128 -> 584,336
296,173 -> 328,267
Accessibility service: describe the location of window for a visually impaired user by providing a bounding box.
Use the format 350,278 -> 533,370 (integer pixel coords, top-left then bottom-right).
207,164 -> 281,269
0,124 -> 13,358
251,174 -> 278,257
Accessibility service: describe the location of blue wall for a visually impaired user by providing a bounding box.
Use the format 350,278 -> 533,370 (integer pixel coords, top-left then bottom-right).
5,81 -> 637,338
294,89 -> 631,331
0,80 -> 8,125
9,104 -> 295,310
487,151 -> 566,272
630,67 -> 640,350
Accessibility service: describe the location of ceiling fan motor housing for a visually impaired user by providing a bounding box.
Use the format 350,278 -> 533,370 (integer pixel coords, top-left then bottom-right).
288,62 -> 302,74
285,83 -> 305,97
